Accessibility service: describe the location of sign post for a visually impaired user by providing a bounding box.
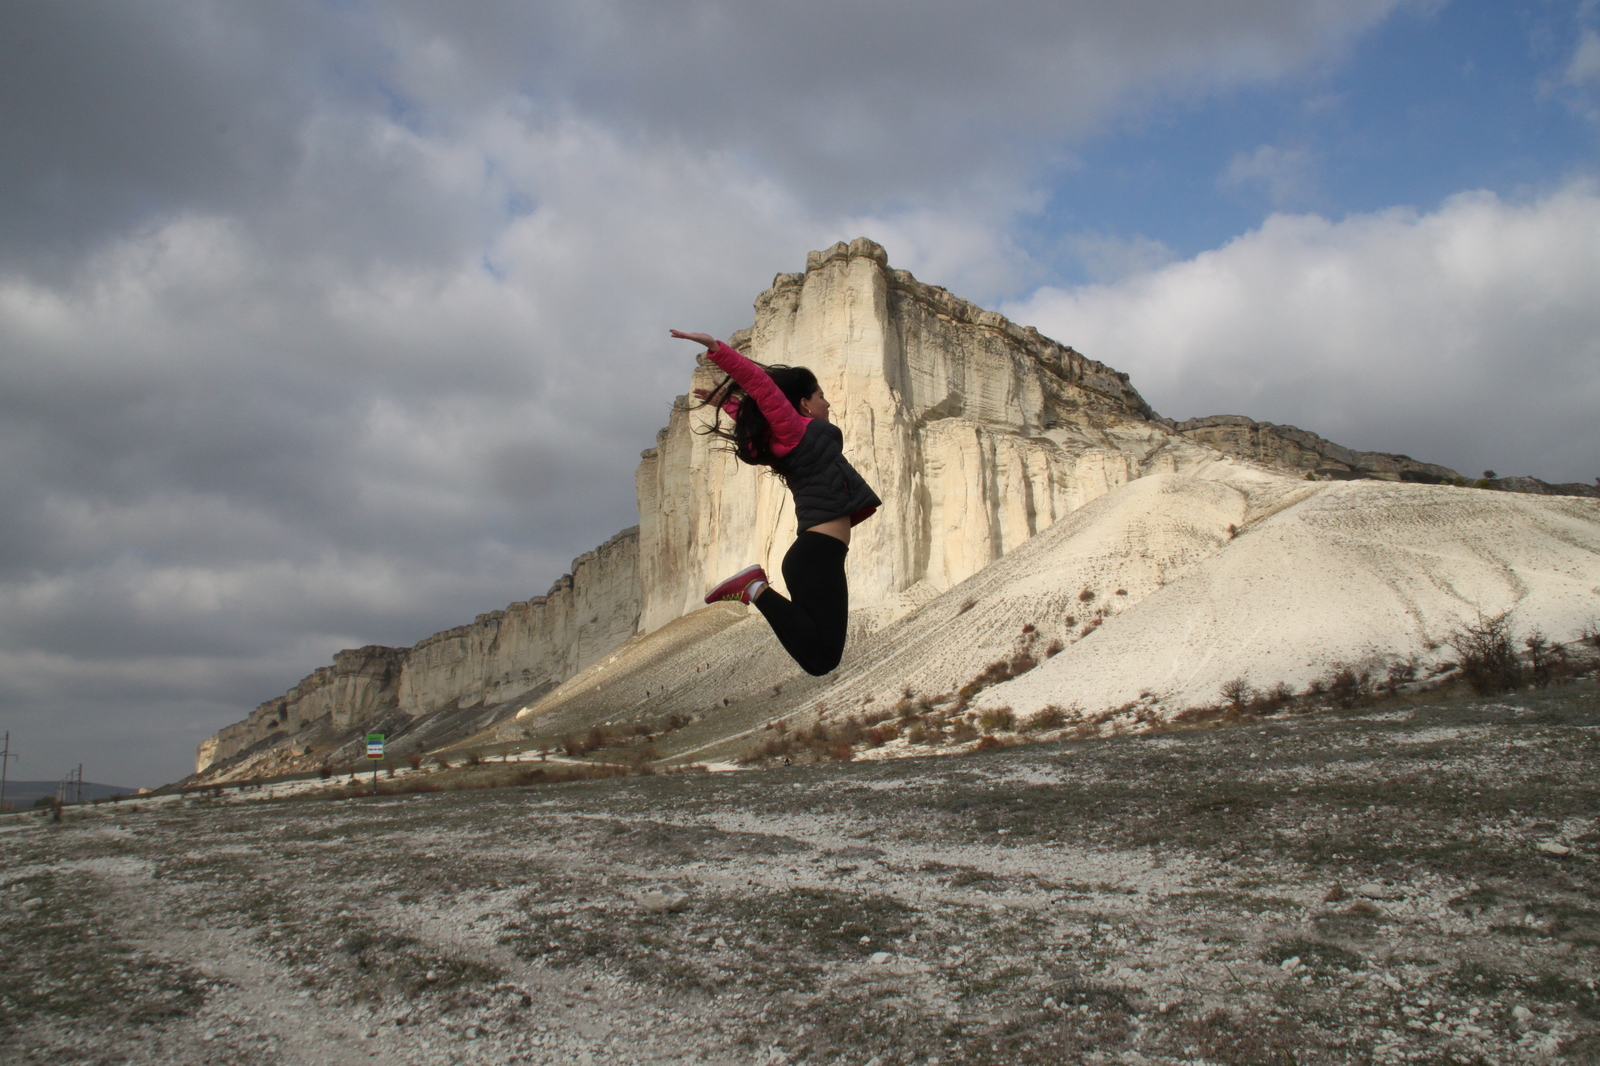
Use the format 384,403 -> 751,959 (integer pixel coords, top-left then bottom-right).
366,734 -> 385,795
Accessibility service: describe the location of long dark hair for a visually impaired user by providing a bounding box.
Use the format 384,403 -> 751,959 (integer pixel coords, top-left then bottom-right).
694,363 -> 819,469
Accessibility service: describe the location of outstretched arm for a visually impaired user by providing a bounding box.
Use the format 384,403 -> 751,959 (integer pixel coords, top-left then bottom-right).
669,329 -> 717,349
669,329 -> 807,453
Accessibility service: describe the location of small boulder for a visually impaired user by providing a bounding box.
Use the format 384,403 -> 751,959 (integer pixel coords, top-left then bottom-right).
1537,842 -> 1572,857
1355,883 -> 1397,900
1279,956 -> 1302,972
634,883 -> 690,914
869,951 -> 892,965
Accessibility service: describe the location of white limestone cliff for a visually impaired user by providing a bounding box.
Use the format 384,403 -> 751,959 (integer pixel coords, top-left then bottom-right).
195,528 -> 639,774
200,237 -> 1584,783
636,237 -> 1213,633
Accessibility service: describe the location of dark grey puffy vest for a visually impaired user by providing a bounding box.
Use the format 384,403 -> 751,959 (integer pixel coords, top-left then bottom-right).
772,419 -> 882,531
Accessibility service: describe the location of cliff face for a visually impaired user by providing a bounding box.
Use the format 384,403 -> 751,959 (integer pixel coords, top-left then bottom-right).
195,528 -> 639,775
1174,415 -> 1462,483
195,644 -> 405,774
394,527 -> 641,719
198,237 -> 1512,783
635,238 -> 1215,633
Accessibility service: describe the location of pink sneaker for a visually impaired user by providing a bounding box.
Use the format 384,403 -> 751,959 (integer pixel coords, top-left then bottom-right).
704,565 -> 767,605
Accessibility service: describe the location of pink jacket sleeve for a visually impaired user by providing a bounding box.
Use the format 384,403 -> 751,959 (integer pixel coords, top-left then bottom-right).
705,341 -> 808,456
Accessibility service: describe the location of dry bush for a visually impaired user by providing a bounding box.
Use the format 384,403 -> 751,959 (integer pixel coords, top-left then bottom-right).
1450,611 -> 1521,695
1324,664 -> 1374,709
1523,630 -> 1553,689
1078,589 -> 1095,602
1261,681 -> 1295,710
977,707 -> 1016,732
1044,639 -> 1064,658
1219,677 -> 1254,711
957,597 -> 976,615
1381,656 -> 1419,696
407,754 -> 423,771
905,720 -> 944,745
974,735 -> 1003,751
948,717 -> 978,743
1171,705 -> 1226,727
465,751 -> 482,767
866,722 -> 900,747
1581,619 -> 1600,652
1025,705 -> 1069,732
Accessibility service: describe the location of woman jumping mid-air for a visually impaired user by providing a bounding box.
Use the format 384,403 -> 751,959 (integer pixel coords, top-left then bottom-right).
669,329 -> 881,676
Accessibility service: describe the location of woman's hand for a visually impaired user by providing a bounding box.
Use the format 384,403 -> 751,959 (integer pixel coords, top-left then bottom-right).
669,329 -> 718,350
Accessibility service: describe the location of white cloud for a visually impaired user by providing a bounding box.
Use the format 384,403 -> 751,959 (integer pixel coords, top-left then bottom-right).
1566,28 -> 1600,85
1007,184 -> 1600,485
1221,144 -> 1318,206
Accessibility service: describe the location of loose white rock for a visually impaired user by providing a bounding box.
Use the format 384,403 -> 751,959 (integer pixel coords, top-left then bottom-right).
634,883 -> 690,915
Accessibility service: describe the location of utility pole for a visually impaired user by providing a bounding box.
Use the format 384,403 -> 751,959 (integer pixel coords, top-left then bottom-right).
0,732 -> 15,811
76,763 -> 83,804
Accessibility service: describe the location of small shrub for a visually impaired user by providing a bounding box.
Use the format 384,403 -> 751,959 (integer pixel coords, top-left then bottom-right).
1064,615 -> 1076,628
1027,706 -> 1068,731
1450,612 -> 1521,695
1226,523 -> 1238,539
1524,630 -> 1553,689
866,722 -> 900,747
1325,665 -> 1373,709
1044,639 -> 1063,658
1219,677 -> 1254,711
319,765 -> 333,780
974,735 -> 1003,751
1260,681 -> 1299,704
977,707 -> 1016,732
948,717 -> 978,742
1381,656 -> 1419,696
957,597 -> 976,615
434,757 -> 452,770
407,754 -> 423,771
1078,589 -> 1095,603
465,751 -> 482,767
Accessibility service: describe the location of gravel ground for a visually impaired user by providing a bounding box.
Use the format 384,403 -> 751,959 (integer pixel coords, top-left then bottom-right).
4,683 -> 1599,1065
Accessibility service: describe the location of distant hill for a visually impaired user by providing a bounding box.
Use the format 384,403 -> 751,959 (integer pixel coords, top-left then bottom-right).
1,780 -> 139,809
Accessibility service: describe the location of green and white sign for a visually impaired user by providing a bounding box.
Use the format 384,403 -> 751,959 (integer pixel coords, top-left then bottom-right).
366,734 -> 385,759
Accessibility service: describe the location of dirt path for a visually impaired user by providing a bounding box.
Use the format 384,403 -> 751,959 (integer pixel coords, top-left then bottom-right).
4,684 -> 1599,1065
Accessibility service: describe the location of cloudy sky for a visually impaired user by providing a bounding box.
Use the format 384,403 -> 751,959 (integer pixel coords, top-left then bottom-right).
3,0 -> 1597,788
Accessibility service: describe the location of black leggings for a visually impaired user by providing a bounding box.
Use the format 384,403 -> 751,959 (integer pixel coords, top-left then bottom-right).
753,530 -> 849,676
